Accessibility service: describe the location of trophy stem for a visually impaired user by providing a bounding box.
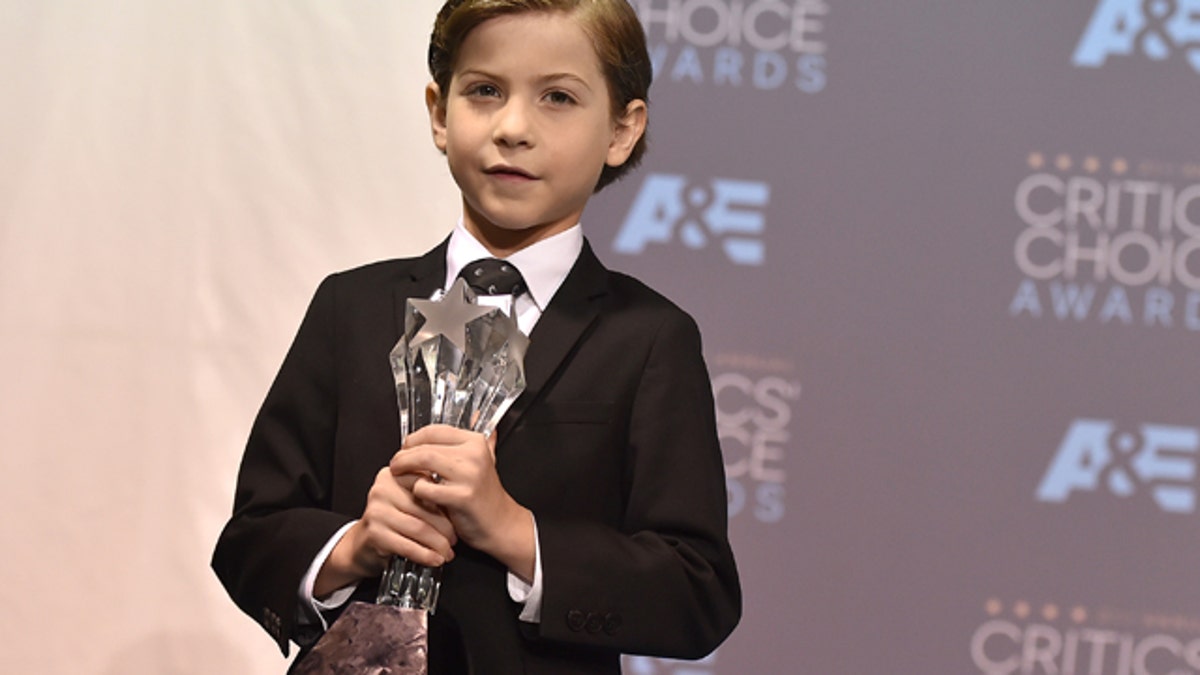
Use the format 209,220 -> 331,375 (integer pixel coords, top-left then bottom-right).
377,556 -> 442,613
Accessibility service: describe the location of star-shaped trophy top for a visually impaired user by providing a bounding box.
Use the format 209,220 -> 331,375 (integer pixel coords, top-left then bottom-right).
408,277 -> 496,352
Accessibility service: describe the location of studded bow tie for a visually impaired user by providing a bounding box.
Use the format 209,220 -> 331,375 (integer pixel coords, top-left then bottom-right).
457,258 -> 527,297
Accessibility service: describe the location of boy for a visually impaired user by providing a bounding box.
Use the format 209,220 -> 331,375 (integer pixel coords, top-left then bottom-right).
212,1 -> 741,672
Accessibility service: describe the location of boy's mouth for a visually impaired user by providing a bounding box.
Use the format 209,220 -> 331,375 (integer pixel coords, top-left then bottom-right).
484,164 -> 536,180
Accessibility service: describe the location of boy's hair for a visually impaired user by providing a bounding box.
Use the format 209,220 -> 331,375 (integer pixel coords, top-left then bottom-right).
429,0 -> 652,191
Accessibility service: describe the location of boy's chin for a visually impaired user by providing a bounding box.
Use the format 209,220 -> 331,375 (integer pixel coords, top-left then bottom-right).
467,218 -> 574,251
472,218 -> 535,236
473,215 -> 565,237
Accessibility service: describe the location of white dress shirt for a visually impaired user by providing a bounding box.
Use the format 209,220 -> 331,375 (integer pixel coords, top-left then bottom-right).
298,221 -> 584,629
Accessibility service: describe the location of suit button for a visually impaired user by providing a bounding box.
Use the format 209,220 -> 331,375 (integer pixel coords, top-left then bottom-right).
603,613 -> 622,635
584,612 -> 604,634
262,608 -> 283,638
566,609 -> 587,632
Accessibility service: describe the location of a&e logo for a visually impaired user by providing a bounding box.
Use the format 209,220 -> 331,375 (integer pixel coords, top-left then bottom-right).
1073,0 -> 1200,73
1036,419 -> 1199,514
613,174 -> 770,265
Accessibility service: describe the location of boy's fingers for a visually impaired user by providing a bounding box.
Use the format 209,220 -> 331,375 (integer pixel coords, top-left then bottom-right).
403,424 -> 493,451
368,467 -> 458,544
364,502 -> 456,560
403,424 -> 472,447
390,446 -> 454,480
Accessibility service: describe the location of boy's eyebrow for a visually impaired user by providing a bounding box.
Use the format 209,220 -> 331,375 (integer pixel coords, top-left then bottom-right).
537,72 -> 593,91
457,68 -> 594,91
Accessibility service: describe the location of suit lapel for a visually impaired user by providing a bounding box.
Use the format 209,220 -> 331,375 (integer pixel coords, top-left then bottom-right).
394,236 -> 610,443
392,238 -> 451,339
497,240 -> 609,442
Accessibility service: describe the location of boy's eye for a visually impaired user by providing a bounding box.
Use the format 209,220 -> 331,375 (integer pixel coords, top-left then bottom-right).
545,90 -> 576,105
468,83 -> 500,98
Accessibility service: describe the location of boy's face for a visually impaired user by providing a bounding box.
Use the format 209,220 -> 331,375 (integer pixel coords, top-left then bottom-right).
427,11 -> 646,255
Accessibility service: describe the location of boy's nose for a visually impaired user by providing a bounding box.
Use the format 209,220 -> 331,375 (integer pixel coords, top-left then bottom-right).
492,101 -> 534,148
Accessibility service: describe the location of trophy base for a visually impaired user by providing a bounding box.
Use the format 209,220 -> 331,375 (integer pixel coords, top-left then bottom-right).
292,602 -> 427,675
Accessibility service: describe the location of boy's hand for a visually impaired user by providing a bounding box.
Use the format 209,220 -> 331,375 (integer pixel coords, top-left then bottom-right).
314,464 -> 457,598
391,424 -> 536,582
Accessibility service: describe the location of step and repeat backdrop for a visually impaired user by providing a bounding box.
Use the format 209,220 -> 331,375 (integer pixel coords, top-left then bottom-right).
604,1 -> 1200,673
2,1 -> 1198,673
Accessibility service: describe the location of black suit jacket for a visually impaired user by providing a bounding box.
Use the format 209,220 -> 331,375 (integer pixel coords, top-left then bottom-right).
212,239 -> 741,674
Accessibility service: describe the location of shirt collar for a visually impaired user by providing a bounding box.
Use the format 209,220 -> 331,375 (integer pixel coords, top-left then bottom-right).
444,220 -> 584,311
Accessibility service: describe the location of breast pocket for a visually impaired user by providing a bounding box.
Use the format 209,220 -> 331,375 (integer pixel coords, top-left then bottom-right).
504,400 -> 626,520
526,400 -> 616,426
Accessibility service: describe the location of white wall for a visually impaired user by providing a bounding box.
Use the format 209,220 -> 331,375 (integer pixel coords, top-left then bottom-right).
0,2 -> 456,672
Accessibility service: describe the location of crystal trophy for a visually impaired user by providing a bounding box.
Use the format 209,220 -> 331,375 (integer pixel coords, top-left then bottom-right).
376,277 -> 529,613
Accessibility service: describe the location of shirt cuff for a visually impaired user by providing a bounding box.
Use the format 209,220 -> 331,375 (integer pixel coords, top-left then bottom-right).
506,514 -> 543,623
297,520 -> 360,630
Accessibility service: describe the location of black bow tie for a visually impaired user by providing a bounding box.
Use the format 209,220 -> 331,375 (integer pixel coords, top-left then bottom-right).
457,258 -> 527,297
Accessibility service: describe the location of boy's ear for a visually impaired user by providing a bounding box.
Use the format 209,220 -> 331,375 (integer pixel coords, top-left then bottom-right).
606,99 -> 648,168
426,82 -> 448,154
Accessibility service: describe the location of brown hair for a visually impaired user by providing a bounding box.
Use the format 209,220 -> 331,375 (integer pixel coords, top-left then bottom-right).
428,0 -> 652,191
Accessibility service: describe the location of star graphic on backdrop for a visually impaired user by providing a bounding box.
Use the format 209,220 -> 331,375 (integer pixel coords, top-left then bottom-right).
409,278 -> 495,352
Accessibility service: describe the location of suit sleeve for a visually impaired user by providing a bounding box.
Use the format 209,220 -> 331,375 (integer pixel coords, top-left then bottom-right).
211,275 -> 355,655
530,309 -> 742,659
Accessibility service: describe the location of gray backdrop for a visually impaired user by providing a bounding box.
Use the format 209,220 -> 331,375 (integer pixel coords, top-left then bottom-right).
602,1 -> 1200,673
